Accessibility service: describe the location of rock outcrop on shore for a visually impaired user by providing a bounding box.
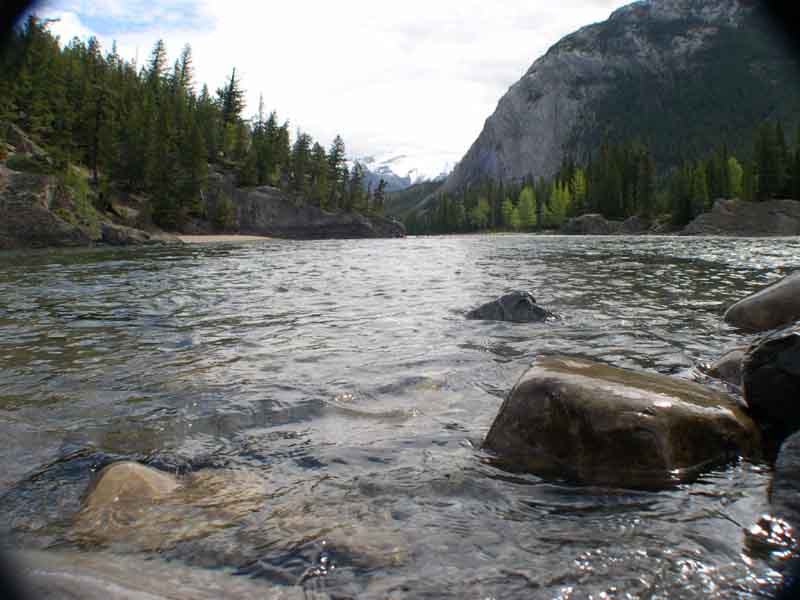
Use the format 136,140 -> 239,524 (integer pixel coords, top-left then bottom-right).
0,165 -> 93,250
559,214 -> 622,235
483,355 -> 759,488
202,168 -> 405,240
0,125 -> 405,250
683,199 -> 800,236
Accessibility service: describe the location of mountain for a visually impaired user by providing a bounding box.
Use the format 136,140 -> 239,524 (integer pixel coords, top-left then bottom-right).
442,0 -> 800,193
384,181 -> 445,219
358,154 -> 452,193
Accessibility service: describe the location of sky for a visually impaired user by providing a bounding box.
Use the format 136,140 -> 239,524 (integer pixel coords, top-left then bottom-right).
35,0 -> 629,178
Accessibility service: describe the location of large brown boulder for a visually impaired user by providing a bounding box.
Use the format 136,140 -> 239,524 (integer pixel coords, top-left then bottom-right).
483,355 -> 760,488
742,324 -> 800,438
724,271 -> 800,333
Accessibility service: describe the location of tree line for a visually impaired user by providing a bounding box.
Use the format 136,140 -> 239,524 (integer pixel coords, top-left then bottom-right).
406,120 -> 800,235
0,16 -> 386,229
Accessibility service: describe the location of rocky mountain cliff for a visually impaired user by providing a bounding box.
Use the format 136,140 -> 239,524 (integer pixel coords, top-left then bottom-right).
443,0 -> 800,193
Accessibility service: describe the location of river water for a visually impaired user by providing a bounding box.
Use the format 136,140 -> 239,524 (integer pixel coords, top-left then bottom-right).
1,234 -> 799,598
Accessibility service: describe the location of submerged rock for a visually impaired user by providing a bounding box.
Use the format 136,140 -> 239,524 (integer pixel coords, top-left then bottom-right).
466,291 -> 554,323
82,462 -> 179,510
69,461 -> 407,570
707,347 -> 746,388
724,271 -> 800,333
483,355 -> 760,488
743,325 -> 800,438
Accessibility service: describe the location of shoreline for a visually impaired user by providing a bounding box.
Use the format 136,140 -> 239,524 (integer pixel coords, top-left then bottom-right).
177,235 -> 272,244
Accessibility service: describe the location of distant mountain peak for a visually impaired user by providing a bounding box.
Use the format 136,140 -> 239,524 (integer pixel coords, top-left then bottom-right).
441,0 -> 795,194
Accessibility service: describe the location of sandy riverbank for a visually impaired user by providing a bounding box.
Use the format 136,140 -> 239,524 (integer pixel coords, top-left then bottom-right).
178,235 -> 271,243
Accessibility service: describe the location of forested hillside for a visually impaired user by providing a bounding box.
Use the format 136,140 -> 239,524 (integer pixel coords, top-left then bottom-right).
0,16 -> 387,231
441,0 -> 800,198
407,122 -> 800,235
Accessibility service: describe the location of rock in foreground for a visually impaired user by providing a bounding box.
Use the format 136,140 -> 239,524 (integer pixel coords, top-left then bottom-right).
724,271 -> 800,333
743,325 -> 800,438
483,355 -> 760,488
771,431 -> 800,528
706,347 -> 746,388
466,291 -> 554,323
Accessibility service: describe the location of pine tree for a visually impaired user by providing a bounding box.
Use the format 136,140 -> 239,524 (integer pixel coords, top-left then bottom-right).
501,197 -> 514,228
517,185 -> 536,229
328,135 -> 347,209
728,156 -> 744,198
218,68 -> 245,125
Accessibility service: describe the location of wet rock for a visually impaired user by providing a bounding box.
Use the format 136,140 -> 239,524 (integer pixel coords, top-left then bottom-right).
483,355 -> 760,488
69,462 -> 409,571
15,549 -> 312,600
771,431 -> 800,529
466,291 -> 554,323
100,222 -> 157,246
742,325 -> 800,438
559,213 -> 622,235
707,347 -> 746,388
73,463 -> 265,551
724,271 -> 800,333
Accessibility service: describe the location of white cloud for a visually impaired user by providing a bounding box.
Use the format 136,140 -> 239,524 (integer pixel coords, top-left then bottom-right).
37,0 -> 628,176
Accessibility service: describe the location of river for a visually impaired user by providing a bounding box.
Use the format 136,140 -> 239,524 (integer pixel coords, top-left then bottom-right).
1,234 -> 799,598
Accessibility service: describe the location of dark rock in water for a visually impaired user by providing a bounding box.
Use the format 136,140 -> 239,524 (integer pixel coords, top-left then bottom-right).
483,355 -> 760,488
743,325 -> 800,438
683,199 -> 800,237
771,432 -> 800,528
725,271 -> 800,333
466,291 -> 554,323
707,347 -> 746,388
559,213 -> 621,235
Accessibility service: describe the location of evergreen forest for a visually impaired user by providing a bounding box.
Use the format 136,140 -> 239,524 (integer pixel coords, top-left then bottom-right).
0,16 -> 387,230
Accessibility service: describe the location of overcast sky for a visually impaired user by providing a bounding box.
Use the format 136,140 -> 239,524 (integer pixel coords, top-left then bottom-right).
36,0 -> 628,176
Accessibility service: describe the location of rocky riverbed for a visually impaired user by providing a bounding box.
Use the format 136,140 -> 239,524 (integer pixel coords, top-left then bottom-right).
1,235 -> 799,598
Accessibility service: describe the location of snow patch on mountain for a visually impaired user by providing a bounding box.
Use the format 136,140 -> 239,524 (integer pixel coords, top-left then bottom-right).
354,152 -> 455,192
